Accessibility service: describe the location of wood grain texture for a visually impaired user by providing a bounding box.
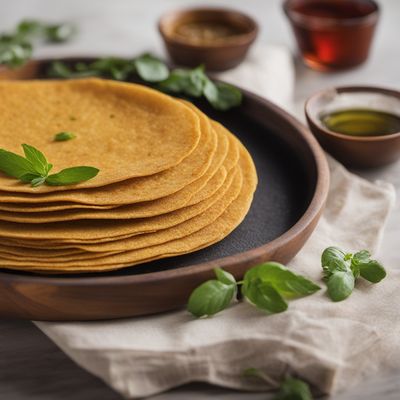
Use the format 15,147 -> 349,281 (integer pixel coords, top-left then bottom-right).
0,60 -> 330,321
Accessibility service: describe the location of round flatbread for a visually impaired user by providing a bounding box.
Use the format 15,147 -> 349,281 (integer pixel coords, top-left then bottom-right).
0,166 -> 241,260
0,97 -> 216,204
0,78 -> 202,192
0,142 -> 257,272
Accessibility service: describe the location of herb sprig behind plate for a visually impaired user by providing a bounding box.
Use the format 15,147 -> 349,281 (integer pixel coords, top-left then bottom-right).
47,54 -> 243,111
0,19 -> 75,68
0,144 -> 98,187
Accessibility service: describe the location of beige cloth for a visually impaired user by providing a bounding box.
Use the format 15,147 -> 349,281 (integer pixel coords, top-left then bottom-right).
35,45 -> 397,398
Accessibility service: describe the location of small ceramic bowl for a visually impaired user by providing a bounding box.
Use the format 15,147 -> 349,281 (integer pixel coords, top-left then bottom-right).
158,7 -> 258,71
305,86 -> 400,168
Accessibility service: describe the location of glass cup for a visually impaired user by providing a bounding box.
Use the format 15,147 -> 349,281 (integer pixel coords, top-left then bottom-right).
283,0 -> 379,71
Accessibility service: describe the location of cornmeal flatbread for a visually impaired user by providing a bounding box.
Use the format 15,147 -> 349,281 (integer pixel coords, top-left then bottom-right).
0,98 -> 217,204
0,77 -> 258,274
0,166 -> 240,260
0,143 -> 257,272
0,79 -> 203,192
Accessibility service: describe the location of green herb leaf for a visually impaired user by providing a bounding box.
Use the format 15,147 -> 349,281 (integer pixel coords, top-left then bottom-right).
22,143 -> 51,176
205,82 -> 243,111
243,262 -> 320,299
326,270 -> 355,302
0,148 -> 36,179
321,246 -> 350,278
45,23 -> 75,43
351,250 -> 386,283
30,176 -> 47,187
47,61 -> 100,79
46,166 -> 99,186
19,172 -> 42,183
358,259 -> 386,283
0,20 -> 75,68
243,279 -> 288,313
273,376 -> 313,400
187,279 -> 236,318
157,69 -> 190,93
0,39 -> 32,68
54,132 -> 76,141
186,65 -> 208,97
134,53 -> 169,82
214,267 -> 236,286
16,20 -> 43,39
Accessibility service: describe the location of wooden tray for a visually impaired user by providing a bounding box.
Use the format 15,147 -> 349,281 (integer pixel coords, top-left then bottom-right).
0,59 -> 329,321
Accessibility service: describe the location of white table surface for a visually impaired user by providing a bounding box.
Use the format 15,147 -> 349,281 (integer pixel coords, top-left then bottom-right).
1,0 -> 399,399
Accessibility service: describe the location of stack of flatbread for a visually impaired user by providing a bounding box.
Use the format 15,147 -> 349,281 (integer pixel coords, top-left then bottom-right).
0,78 -> 257,273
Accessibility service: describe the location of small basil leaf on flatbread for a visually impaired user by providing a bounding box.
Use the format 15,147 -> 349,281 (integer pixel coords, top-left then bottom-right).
46,166 -> 99,186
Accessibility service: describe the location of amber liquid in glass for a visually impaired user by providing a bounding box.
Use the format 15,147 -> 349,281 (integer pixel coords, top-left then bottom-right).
287,0 -> 378,70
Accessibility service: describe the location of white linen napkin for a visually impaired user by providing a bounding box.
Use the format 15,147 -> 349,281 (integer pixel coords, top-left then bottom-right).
36,44 -> 397,399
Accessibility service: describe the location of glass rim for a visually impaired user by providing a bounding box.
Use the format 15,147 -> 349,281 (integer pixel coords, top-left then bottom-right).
283,0 -> 380,29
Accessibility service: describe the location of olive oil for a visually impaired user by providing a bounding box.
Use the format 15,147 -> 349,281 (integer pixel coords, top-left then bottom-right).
321,109 -> 400,137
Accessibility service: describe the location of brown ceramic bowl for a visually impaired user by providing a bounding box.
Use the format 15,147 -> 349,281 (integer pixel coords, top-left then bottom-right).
158,7 -> 258,71
305,86 -> 400,168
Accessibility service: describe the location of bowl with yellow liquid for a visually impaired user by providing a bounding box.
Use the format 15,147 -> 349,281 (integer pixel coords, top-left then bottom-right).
305,86 -> 400,168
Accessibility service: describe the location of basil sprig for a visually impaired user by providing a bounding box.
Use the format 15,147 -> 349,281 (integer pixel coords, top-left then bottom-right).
322,246 -> 386,302
0,144 -> 99,187
47,55 -> 242,111
0,19 -> 75,68
244,368 -> 313,400
187,263 -> 320,318
273,376 -> 313,400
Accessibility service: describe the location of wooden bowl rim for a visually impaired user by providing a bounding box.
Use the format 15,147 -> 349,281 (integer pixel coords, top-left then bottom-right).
158,7 -> 259,49
305,85 -> 400,143
0,78 -> 330,286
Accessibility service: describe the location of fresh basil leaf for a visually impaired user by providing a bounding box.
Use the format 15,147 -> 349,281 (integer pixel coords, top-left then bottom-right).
274,377 -> 313,400
321,246 -> 350,278
45,23 -> 75,43
19,172 -> 42,183
46,166 -> 99,186
47,61 -> 100,79
31,176 -> 47,187
158,69 -> 189,93
206,82 -> 242,111
358,260 -> 386,283
187,279 -> 236,317
22,143 -> 51,176
327,270 -> 354,302
0,148 -> 36,179
0,39 -> 32,68
185,65 -> 207,97
352,250 -> 371,264
214,267 -> 236,286
16,20 -> 43,38
134,54 -> 169,82
203,79 -> 219,103
243,278 -> 288,313
90,58 -> 136,80
243,262 -> 320,299
351,250 -> 386,282
54,132 -> 76,141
